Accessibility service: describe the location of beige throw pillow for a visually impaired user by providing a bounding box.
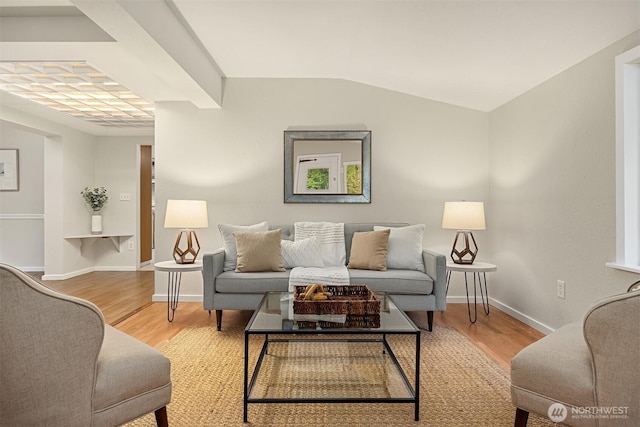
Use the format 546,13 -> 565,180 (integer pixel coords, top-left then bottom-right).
234,229 -> 285,272
219,221 -> 269,271
347,229 -> 390,271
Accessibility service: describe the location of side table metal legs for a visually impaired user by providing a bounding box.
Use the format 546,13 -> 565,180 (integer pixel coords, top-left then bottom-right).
463,272 -> 490,323
166,271 -> 182,322
447,262 -> 496,324
155,260 -> 202,323
447,270 -> 491,324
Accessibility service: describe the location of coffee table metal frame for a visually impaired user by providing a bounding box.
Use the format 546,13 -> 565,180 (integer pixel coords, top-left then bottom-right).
243,292 -> 421,422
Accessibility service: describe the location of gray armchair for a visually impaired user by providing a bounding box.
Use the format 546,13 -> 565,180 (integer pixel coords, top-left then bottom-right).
510,289 -> 639,426
0,264 -> 171,426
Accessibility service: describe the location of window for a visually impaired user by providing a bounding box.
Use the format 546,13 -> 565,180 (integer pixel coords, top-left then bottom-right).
294,153 -> 340,193
607,45 -> 640,273
343,161 -> 362,194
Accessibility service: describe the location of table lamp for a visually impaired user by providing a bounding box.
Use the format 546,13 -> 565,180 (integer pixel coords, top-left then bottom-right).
442,201 -> 485,264
164,199 -> 208,264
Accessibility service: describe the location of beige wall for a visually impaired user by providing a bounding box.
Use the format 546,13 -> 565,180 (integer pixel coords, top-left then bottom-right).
4,33 -> 639,331
0,105 -> 151,278
489,31 -> 640,331
0,123 -> 45,270
93,136 -> 154,269
154,78 -> 490,299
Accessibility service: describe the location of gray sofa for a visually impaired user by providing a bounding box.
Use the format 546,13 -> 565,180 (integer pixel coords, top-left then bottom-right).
202,223 -> 447,331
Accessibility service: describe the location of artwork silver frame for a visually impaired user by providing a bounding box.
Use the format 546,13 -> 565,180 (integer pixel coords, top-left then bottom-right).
284,130 -> 371,203
0,149 -> 19,191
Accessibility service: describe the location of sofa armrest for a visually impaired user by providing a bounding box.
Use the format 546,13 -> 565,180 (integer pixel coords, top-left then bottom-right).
202,249 -> 225,310
422,249 -> 447,311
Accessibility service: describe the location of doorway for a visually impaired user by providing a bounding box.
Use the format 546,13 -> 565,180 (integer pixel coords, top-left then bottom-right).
139,145 -> 153,265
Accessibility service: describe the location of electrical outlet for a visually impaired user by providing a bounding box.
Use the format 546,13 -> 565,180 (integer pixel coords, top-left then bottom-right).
557,280 -> 566,299
120,193 -> 131,201
128,241 -> 135,251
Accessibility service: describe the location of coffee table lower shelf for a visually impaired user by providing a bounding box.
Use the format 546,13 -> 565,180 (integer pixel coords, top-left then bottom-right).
243,333 -> 420,422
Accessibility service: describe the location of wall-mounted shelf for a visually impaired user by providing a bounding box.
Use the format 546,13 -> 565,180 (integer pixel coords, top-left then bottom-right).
65,233 -> 133,254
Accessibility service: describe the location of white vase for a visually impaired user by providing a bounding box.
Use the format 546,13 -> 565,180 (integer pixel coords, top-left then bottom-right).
91,214 -> 103,234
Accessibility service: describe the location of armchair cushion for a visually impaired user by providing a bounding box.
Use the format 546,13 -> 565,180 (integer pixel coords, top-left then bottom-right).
93,327 -> 171,426
511,322 -> 595,412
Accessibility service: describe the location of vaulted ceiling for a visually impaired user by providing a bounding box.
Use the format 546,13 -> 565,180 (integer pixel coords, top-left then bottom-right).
1,0 -> 638,135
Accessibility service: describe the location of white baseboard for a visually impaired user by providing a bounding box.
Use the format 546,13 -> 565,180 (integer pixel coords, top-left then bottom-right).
447,294 -> 554,335
152,293 -> 203,303
446,295 -> 473,304
42,267 -> 94,281
42,265 -> 136,280
14,266 -> 45,272
94,266 -> 137,272
488,297 -> 554,335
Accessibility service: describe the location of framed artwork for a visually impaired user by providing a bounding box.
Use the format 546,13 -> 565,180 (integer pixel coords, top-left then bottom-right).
0,149 -> 19,191
284,130 -> 371,203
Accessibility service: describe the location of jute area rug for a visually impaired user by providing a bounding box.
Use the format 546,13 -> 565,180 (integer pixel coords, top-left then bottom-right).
126,326 -> 556,427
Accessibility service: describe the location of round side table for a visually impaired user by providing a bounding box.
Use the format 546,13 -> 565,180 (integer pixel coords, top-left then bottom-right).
154,260 -> 203,322
446,261 -> 497,324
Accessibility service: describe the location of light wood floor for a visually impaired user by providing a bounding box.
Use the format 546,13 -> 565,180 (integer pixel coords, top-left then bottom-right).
38,270 -> 545,371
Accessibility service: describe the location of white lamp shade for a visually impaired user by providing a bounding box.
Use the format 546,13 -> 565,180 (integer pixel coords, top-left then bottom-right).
442,201 -> 486,230
164,200 -> 208,229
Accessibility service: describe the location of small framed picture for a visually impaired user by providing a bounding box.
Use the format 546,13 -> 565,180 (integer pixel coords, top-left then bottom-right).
0,149 -> 19,191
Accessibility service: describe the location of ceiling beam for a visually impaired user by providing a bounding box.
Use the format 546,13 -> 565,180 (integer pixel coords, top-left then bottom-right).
0,15 -> 114,42
71,0 -> 222,108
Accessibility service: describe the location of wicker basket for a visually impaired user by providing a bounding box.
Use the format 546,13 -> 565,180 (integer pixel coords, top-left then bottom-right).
293,284 -> 380,315
297,314 -> 381,330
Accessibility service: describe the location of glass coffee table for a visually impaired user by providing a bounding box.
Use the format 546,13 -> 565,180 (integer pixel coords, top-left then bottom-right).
243,292 -> 421,422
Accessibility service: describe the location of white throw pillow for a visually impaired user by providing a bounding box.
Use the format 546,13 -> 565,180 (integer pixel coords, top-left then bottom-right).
281,237 -> 324,269
218,222 -> 269,271
373,224 -> 425,272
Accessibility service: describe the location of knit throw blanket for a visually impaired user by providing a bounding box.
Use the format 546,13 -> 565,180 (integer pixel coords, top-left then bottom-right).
288,222 -> 349,292
288,266 -> 350,292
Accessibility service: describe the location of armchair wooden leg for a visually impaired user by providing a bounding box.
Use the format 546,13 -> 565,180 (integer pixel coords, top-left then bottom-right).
155,406 -> 168,427
216,310 -> 223,331
514,408 -> 529,427
427,311 -> 434,331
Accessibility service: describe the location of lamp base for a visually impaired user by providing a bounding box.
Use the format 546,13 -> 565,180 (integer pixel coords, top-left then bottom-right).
173,229 -> 201,264
450,230 -> 478,265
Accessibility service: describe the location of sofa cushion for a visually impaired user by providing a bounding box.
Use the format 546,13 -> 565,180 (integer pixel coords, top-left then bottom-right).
348,269 -> 433,294
215,271 -> 291,293
281,236 -> 324,268
374,224 -> 425,272
219,221 -> 269,271
234,229 -> 285,273
347,229 -> 390,271
215,269 -> 433,295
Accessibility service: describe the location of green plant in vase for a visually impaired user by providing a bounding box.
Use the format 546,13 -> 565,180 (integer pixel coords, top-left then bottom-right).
81,187 -> 108,234
81,186 -> 109,212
